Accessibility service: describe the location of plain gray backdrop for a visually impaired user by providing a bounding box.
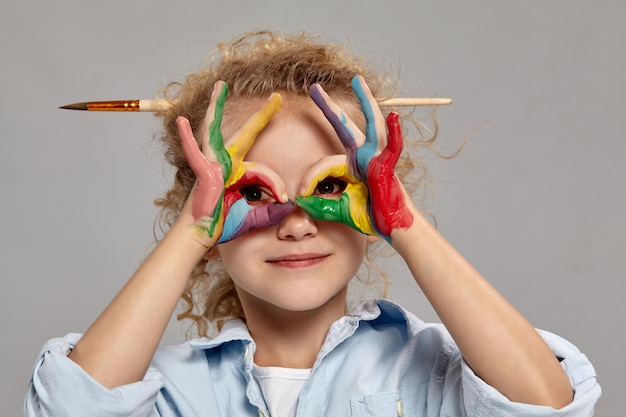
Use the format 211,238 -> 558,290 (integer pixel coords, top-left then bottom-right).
1,0 -> 623,415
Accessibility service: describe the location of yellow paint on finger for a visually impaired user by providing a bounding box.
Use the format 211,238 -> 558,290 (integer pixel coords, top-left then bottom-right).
224,165 -> 246,188
346,181 -> 376,235
302,164 -> 351,195
229,93 -> 283,160
225,94 -> 282,188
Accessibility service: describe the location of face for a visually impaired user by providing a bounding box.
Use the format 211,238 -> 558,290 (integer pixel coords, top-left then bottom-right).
217,95 -> 369,317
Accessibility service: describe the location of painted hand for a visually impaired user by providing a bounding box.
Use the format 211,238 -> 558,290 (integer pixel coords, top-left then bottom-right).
177,81 -> 293,247
296,76 -> 413,242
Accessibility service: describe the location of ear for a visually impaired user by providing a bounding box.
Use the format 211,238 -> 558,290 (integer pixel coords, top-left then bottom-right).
202,246 -> 221,261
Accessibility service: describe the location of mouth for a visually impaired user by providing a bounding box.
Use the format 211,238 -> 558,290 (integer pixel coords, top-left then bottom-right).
266,253 -> 330,268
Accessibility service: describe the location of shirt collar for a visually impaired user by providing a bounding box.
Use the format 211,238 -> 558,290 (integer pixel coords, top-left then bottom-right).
188,299 -> 412,353
188,318 -> 253,350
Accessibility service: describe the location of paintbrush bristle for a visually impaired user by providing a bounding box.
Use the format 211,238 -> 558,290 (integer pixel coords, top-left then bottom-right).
59,102 -> 89,110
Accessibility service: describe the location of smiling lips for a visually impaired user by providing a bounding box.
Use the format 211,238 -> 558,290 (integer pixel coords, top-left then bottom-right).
266,253 -> 330,268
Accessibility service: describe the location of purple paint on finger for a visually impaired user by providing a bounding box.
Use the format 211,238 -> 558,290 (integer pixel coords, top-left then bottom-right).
310,85 -> 357,153
227,201 -> 295,241
310,85 -> 364,179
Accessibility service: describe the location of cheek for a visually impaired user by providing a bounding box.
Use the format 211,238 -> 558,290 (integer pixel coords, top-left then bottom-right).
324,223 -> 369,259
215,231 -> 263,276
216,242 -> 234,265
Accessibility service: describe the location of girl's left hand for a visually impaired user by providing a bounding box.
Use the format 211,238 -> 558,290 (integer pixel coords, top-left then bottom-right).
296,76 -> 413,242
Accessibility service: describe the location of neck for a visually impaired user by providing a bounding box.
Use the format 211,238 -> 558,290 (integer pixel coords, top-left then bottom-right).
239,289 -> 348,368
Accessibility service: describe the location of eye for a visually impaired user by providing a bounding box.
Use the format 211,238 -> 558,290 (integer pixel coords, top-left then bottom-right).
314,178 -> 347,198
241,186 -> 274,205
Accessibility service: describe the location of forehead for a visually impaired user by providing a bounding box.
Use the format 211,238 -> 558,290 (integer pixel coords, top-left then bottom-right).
221,94 -> 363,159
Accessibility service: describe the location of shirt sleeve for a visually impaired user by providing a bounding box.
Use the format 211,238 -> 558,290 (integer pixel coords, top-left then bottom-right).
24,333 -> 166,417
453,329 -> 601,417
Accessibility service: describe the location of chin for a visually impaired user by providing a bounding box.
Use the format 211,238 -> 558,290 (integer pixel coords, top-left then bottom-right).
275,298 -> 339,313
241,285 -> 349,316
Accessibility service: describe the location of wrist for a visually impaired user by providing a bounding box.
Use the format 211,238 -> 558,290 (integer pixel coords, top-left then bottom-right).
167,211 -> 215,258
389,203 -> 432,251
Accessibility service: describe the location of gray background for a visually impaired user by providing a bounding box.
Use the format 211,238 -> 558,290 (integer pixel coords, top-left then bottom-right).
1,0 -> 623,415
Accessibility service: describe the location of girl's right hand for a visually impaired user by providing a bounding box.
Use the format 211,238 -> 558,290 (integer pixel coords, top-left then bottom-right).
176,81 -> 293,249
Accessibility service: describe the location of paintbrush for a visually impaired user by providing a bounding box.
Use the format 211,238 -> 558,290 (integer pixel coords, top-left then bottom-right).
59,97 -> 453,112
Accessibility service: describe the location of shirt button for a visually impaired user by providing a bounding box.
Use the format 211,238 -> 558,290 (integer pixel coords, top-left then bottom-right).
396,400 -> 404,416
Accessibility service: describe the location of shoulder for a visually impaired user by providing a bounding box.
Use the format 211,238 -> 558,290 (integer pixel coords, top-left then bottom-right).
338,299 -> 459,365
151,319 -> 252,373
351,299 -> 455,344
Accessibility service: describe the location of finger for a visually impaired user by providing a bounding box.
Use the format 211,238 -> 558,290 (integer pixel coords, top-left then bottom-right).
177,116 -> 210,176
295,194 -> 345,223
351,76 -> 387,164
177,116 -> 225,223
343,181 -> 375,235
296,192 -> 370,234
309,83 -> 365,151
205,81 -> 231,179
219,201 -> 295,243
367,112 -> 412,239
249,201 -> 295,229
352,76 -> 387,148
376,112 -> 403,169
227,93 -> 283,162
298,156 -> 377,235
297,155 -> 348,196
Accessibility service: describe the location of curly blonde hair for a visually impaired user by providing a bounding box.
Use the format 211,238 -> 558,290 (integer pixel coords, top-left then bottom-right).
154,30 -> 437,338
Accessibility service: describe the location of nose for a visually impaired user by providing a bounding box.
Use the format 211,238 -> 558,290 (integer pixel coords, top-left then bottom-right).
276,206 -> 318,241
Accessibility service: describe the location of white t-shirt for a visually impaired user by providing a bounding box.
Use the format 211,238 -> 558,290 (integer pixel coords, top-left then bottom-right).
252,364 -> 311,417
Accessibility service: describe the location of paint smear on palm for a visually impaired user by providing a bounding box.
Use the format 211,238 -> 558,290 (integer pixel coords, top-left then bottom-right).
196,201 -> 224,239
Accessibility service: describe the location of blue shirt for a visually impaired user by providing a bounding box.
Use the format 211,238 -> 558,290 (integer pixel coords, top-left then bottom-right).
25,299 -> 600,416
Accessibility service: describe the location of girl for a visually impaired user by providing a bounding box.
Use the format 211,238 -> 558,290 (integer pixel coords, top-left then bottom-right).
25,31 -> 600,417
